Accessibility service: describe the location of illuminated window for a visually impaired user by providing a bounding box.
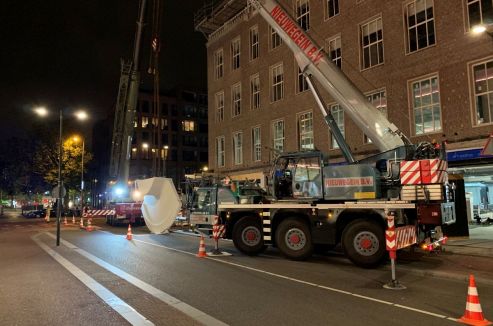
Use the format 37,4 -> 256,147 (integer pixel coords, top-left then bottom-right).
361,17 -> 384,69
182,120 -> 196,132
467,0 -> 493,30
272,119 -> 284,153
271,63 -> 284,102
411,75 -> 441,135
472,60 -> 493,125
298,111 -> 314,150
141,116 -> 149,128
131,147 -> 137,159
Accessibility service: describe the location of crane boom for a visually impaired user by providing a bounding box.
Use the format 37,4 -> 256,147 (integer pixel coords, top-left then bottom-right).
109,0 -> 148,187
248,0 -> 411,153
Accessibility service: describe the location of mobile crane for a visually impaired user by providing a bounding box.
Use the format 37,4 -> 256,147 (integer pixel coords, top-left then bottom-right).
189,0 -> 456,268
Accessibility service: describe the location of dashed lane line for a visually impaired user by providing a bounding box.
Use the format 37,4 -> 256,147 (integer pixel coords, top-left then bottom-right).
128,235 -> 459,324
31,233 -> 153,326
44,232 -> 228,326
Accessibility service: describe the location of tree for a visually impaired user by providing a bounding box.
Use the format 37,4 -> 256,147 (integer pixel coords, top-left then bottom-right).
33,137 -> 93,193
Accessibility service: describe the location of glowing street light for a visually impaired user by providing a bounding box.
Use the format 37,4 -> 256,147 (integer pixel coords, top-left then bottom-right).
471,24 -> 493,36
34,106 -> 89,246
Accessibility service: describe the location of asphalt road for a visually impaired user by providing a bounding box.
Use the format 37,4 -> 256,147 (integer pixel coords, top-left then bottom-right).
1,210 -> 492,325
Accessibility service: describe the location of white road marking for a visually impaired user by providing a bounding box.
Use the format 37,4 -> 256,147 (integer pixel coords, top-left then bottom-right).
44,232 -> 228,326
32,233 -> 153,326
130,236 -> 456,323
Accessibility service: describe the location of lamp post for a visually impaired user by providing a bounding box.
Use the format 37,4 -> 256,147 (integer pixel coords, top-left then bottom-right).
34,107 -> 88,246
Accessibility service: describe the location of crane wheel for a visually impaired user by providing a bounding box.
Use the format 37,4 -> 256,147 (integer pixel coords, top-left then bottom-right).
275,217 -> 313,261
342,219 -> 385,268
232,216 -> 266,255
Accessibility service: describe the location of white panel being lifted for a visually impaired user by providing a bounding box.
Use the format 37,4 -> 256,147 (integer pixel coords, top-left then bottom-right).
135,177 -> 181,234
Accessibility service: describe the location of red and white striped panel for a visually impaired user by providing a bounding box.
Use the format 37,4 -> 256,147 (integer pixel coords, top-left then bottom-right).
400,160 -> 422,185
212,225 -> 226,240
395,225 -> 417,250
430,159 -> 447,183
83,210 -> 115,217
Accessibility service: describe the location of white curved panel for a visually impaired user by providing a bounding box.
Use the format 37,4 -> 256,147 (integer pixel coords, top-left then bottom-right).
135,177 -> 181,234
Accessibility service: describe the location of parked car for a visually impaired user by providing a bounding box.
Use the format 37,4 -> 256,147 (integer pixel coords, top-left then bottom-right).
26,209 -> 46,218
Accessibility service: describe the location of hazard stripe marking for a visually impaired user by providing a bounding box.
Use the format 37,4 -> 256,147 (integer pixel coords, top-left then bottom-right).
44,232 -> 227,326
32,234 -> 153,325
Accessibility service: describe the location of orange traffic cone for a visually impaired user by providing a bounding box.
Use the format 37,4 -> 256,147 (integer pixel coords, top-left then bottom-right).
196,236 -> 207,258
459,275 -> 491,326
126,224 -> 133,240
72,214 -> 76,224
86,218 -> 94,232
64,217 -> 68,225
79,217 -> 84,229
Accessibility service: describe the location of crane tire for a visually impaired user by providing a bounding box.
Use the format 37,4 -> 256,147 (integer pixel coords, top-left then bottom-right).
275,217 -> 313,261
342,219 -> 385,268
232,216 -> 266,255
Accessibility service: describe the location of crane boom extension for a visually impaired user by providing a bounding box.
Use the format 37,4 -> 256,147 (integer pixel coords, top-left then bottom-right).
249,0 -> 410,153
109,0 -> 148,187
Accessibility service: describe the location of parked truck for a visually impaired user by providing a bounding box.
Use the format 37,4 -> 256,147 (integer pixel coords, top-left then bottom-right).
189,0 -> 456,268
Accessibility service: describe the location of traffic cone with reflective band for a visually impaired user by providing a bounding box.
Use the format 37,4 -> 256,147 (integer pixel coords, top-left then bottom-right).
72,214 -> 76,224
459,275 -> 491,326
126,224 -> 133,240
64,217 -> 68,225
79,217 -> 84,229
196,236 -> 207,258
86,218 -> 94,232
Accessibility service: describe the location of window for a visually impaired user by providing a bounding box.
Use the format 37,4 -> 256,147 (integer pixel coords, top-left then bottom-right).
252,126 -> 261,162
161,118 -> 167,130
326,0 -> 339,19
411,75 -> 441,134
151,117 -> 159,127
142,143 -> 150,159
298,112 -> 314,150
231,37 -> 241,70
233,132 -> 243,165
250,26 -> 259,60
364,90 -> 387,143
271,63 -> 284,102
327,36 -> 342,68
251,74 -> 260,109
273,120 -> 285,153
296,0 -> 310,31
182,120 -> 196,132
270,27 -> 283,49
405,0 -> 435,53
361,17 -> 384,69
216,136 -> 225,167
232,83 -> 242,117
141,116 -> 149,128
214,48 -> 224,79
330,104 -> 345,149
467,0 -> 493,29
131,147 -> 137,159
297,67 -> 309,93
215,91 -> 224,122
472,59 -> 493,125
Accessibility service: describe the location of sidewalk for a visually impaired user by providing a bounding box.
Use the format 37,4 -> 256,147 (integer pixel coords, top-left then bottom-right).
396,224 -> 493,286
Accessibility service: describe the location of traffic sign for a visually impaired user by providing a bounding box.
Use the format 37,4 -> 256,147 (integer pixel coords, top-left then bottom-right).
52,185 -> 66,198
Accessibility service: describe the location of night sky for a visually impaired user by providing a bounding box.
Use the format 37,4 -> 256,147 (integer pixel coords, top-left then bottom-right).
1,0 -> 207,139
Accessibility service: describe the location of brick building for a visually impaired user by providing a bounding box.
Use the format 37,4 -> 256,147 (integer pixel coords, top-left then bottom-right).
195,0 -> 493,215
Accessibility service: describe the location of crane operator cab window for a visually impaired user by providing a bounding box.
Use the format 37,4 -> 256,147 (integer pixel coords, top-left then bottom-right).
273,157 -> 296,199
293,157 -> 322,199
192,188 -> 216,215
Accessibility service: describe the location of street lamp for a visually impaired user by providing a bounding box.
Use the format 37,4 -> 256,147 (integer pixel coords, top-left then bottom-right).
164,145 -> 169,177
72,136 -> 85,213
34,106 -> 88,246
471,24 -> 493,36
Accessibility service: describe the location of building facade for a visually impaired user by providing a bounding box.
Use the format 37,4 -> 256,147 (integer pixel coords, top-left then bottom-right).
196,0 -> 493,218
128,89 -> 209,190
